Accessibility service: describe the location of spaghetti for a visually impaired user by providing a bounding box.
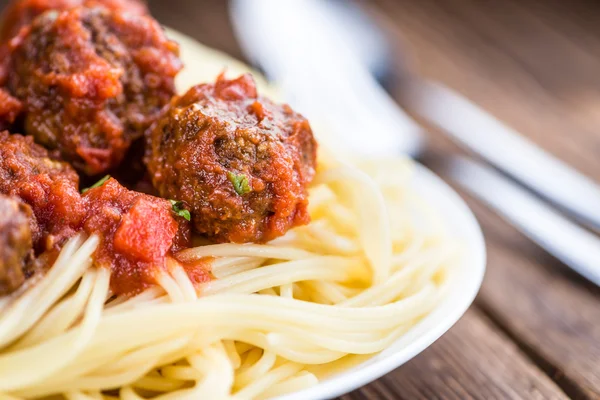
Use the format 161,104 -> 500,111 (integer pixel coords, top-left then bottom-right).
0,33 -> 459,400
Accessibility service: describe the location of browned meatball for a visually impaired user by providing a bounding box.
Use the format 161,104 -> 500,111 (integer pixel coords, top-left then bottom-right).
0,131 -> 85,253
3,7 -> 181,175
146,73 -> 318,243
0,0 -> 149,41
0,195 -> 34,296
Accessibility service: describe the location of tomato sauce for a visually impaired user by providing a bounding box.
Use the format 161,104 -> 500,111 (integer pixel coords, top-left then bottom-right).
0,132 -> 211,296
0,132 -> 85,253
82,178 -> 195,295
176,257 -> 214,287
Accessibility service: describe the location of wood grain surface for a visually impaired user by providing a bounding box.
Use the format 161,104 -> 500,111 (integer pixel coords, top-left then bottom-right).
340,309 -> 569,400
1,0 -> 599,398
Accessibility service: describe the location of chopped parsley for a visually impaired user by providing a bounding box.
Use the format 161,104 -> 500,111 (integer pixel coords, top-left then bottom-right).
169,200 -> 191,221
82,175 -> 111,194
227,171 -> 252,196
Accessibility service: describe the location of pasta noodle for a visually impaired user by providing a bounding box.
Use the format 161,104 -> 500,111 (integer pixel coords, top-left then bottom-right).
0,155 -> 458,399
0,34 -> 460,400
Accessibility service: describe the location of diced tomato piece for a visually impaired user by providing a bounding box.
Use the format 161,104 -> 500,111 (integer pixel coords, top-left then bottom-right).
113,197 -> 178,263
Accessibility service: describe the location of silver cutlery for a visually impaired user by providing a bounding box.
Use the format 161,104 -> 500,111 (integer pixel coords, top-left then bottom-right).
449,157 -> 600,285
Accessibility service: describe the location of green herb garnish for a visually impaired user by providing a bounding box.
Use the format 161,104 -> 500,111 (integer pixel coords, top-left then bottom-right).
82,175 -> 111,194
227,171 -> 252,196
169,200 -> 191,221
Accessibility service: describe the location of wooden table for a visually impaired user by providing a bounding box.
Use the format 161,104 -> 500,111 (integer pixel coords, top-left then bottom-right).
145,1 -> 600,398
2,0 -> 597,397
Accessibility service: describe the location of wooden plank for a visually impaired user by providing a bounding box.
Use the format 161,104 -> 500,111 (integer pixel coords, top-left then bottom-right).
370,0 -> 600,181
341,308 -> 568,400
368,0 -> 600,397
475,203 -> 600,399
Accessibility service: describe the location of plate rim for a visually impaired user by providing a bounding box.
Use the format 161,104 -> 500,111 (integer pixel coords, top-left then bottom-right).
277,163 -> 487,400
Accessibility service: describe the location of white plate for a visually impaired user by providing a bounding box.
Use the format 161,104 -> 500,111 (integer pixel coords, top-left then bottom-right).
280,164 -> 486,400
166,28 -> 487,400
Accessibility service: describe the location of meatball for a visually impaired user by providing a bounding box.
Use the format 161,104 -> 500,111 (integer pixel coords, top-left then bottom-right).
146,73 -> 318,243
0,195 -> 34,296
0,131 -> 84,253
0,0 -> 148,41
3,7 -> 181,175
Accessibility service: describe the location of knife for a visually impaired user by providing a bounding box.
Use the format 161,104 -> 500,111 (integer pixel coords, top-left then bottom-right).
403,80 -> 600,232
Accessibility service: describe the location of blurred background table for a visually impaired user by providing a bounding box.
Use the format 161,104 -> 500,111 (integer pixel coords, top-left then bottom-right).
3,0 -> 598,398
145,1 -> 600,398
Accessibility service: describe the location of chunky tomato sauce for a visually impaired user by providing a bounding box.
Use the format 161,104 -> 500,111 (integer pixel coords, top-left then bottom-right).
0,132 -> 85,253
82,178 -> 195,295
0,131 -> 213,296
